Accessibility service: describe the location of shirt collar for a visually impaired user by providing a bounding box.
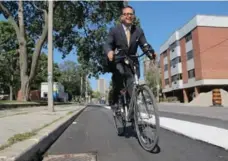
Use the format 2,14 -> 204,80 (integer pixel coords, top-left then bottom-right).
122,24 -> 131,31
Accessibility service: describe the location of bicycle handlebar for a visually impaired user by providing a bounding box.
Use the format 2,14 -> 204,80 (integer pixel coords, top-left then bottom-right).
113,48 -> 147,61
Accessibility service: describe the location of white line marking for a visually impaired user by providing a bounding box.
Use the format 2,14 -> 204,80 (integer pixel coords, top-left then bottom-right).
104,106 -> 111,109
142,114 -> 228,150
104,107 -> 228,150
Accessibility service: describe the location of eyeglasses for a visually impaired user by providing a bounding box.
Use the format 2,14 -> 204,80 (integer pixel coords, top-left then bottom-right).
122,13 -> 134,16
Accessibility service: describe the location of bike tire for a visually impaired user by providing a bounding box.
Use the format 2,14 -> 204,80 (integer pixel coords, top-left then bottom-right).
134,84 -> 160,152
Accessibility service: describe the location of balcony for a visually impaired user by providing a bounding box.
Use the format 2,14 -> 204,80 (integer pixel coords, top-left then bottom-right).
185,40 -> 193,53
187,58 -> 195,70
170,46 -> 181,60
171,80 -> 183,90
171,63 -> 182,76
164,56 -> 168,65
164,71 -> 169,79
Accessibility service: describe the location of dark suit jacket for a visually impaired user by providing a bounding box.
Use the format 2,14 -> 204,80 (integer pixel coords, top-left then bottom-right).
104,24 -> 149,58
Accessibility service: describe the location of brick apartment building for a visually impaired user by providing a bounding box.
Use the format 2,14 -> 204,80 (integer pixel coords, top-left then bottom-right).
160,15 -> 228,103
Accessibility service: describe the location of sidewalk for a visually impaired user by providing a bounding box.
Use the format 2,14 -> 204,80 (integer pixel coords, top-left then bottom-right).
0,104 -> 85,161
158,102 -> 228,121
157,103 -> 228,150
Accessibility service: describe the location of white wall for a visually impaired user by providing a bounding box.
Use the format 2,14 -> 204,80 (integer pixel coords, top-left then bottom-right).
170,45 -> 181,60
171,63 -> 182,76
164,56 -> 168,65
164,71 -> 169,79
187,59 -> 195,71
185,40 -> 193,53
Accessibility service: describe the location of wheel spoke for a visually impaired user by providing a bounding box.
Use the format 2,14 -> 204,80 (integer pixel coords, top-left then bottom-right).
134,85 -> 160,152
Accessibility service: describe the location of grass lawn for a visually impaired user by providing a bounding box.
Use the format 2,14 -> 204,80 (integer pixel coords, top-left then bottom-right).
0,100 -> 42,105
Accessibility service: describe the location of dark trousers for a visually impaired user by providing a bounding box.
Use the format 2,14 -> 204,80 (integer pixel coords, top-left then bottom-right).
111,62 -> 140,105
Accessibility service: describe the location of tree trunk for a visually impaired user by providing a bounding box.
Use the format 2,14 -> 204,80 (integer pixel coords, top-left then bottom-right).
21,76 -> 30,101
9,85 -> 13,101
9,72 -> 14,101
18,0 -> 29,101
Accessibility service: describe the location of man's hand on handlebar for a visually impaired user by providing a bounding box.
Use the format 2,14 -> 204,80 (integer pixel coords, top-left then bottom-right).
146,49 -> 156,60
141,43 -> 156,60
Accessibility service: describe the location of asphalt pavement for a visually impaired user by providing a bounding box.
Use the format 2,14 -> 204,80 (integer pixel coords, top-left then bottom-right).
45,105 -> 228,161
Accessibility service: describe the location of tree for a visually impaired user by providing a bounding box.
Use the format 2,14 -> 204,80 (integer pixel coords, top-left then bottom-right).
53,1 -> 125,78
0,21 -> 20,100
92,91 -> 101,99
59,61 -> 80,97
0,1 -> 48,101
30,53 -> 61,90
0,21 -> 61,100
0,1 -> 125,101
145,61 -> 161,100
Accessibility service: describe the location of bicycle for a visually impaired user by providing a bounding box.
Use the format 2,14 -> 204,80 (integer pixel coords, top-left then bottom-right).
111,49 -> 160,152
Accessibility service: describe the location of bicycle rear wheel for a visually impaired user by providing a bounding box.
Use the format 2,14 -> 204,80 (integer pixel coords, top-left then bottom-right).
113,95 -> 126,136
134,85 -> 160,152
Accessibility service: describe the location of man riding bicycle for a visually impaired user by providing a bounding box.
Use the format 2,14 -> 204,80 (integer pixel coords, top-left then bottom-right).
104,5 -> 156,112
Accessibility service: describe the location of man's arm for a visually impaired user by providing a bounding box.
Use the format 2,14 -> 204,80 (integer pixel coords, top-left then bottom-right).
138,27 -> 155,60
103,27 -> 116,61
104,27 -> 115,55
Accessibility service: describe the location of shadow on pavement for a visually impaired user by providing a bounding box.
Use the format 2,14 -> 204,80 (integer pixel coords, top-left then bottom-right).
118,125 -> 161,154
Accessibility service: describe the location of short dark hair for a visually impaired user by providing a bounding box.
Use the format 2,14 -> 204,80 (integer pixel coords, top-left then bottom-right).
122,5 -> 135,14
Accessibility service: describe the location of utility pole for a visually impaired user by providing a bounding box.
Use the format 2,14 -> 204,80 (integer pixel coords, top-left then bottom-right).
80,76 -> 83,102
48,1 -> 54,112
85,75 -> 88,103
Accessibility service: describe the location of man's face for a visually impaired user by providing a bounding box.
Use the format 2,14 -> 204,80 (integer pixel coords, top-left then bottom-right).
121,7 -> 135,25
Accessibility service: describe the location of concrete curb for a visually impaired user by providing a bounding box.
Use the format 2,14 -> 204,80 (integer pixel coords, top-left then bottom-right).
0,106 -> 86,161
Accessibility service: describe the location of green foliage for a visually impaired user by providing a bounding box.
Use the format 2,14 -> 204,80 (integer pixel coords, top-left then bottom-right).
145,63 -> 161,97
58,61 -> 81,97
92,91 -> 101,99
30,53 -> 61,90
0,1 -> 125,99
58,60 -> 92,98
52,1 -> 125,77
0,21 -> 20,97
0,21 -> 61,94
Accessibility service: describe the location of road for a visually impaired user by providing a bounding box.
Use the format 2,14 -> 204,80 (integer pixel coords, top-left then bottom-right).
45,105 -> 228,161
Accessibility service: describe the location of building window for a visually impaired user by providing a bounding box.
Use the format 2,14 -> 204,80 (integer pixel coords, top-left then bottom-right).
169,41 -> 177,52
186,50 -> 193,60
165,79 -> 169,85
164,64 -> 168,71
171,56 -> 181,67
188,69 -> 195,78
185,32 -> 192,42
171,73 -> 182,83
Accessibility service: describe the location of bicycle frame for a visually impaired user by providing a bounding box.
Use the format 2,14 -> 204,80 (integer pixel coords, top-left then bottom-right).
122,65 -> 140,122
114,49 -> 152,122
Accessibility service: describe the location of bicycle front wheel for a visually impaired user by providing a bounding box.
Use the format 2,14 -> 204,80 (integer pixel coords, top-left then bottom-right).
134,85 -> 160,152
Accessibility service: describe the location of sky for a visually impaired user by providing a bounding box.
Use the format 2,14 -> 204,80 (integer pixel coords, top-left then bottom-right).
1,1 -> 228,91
